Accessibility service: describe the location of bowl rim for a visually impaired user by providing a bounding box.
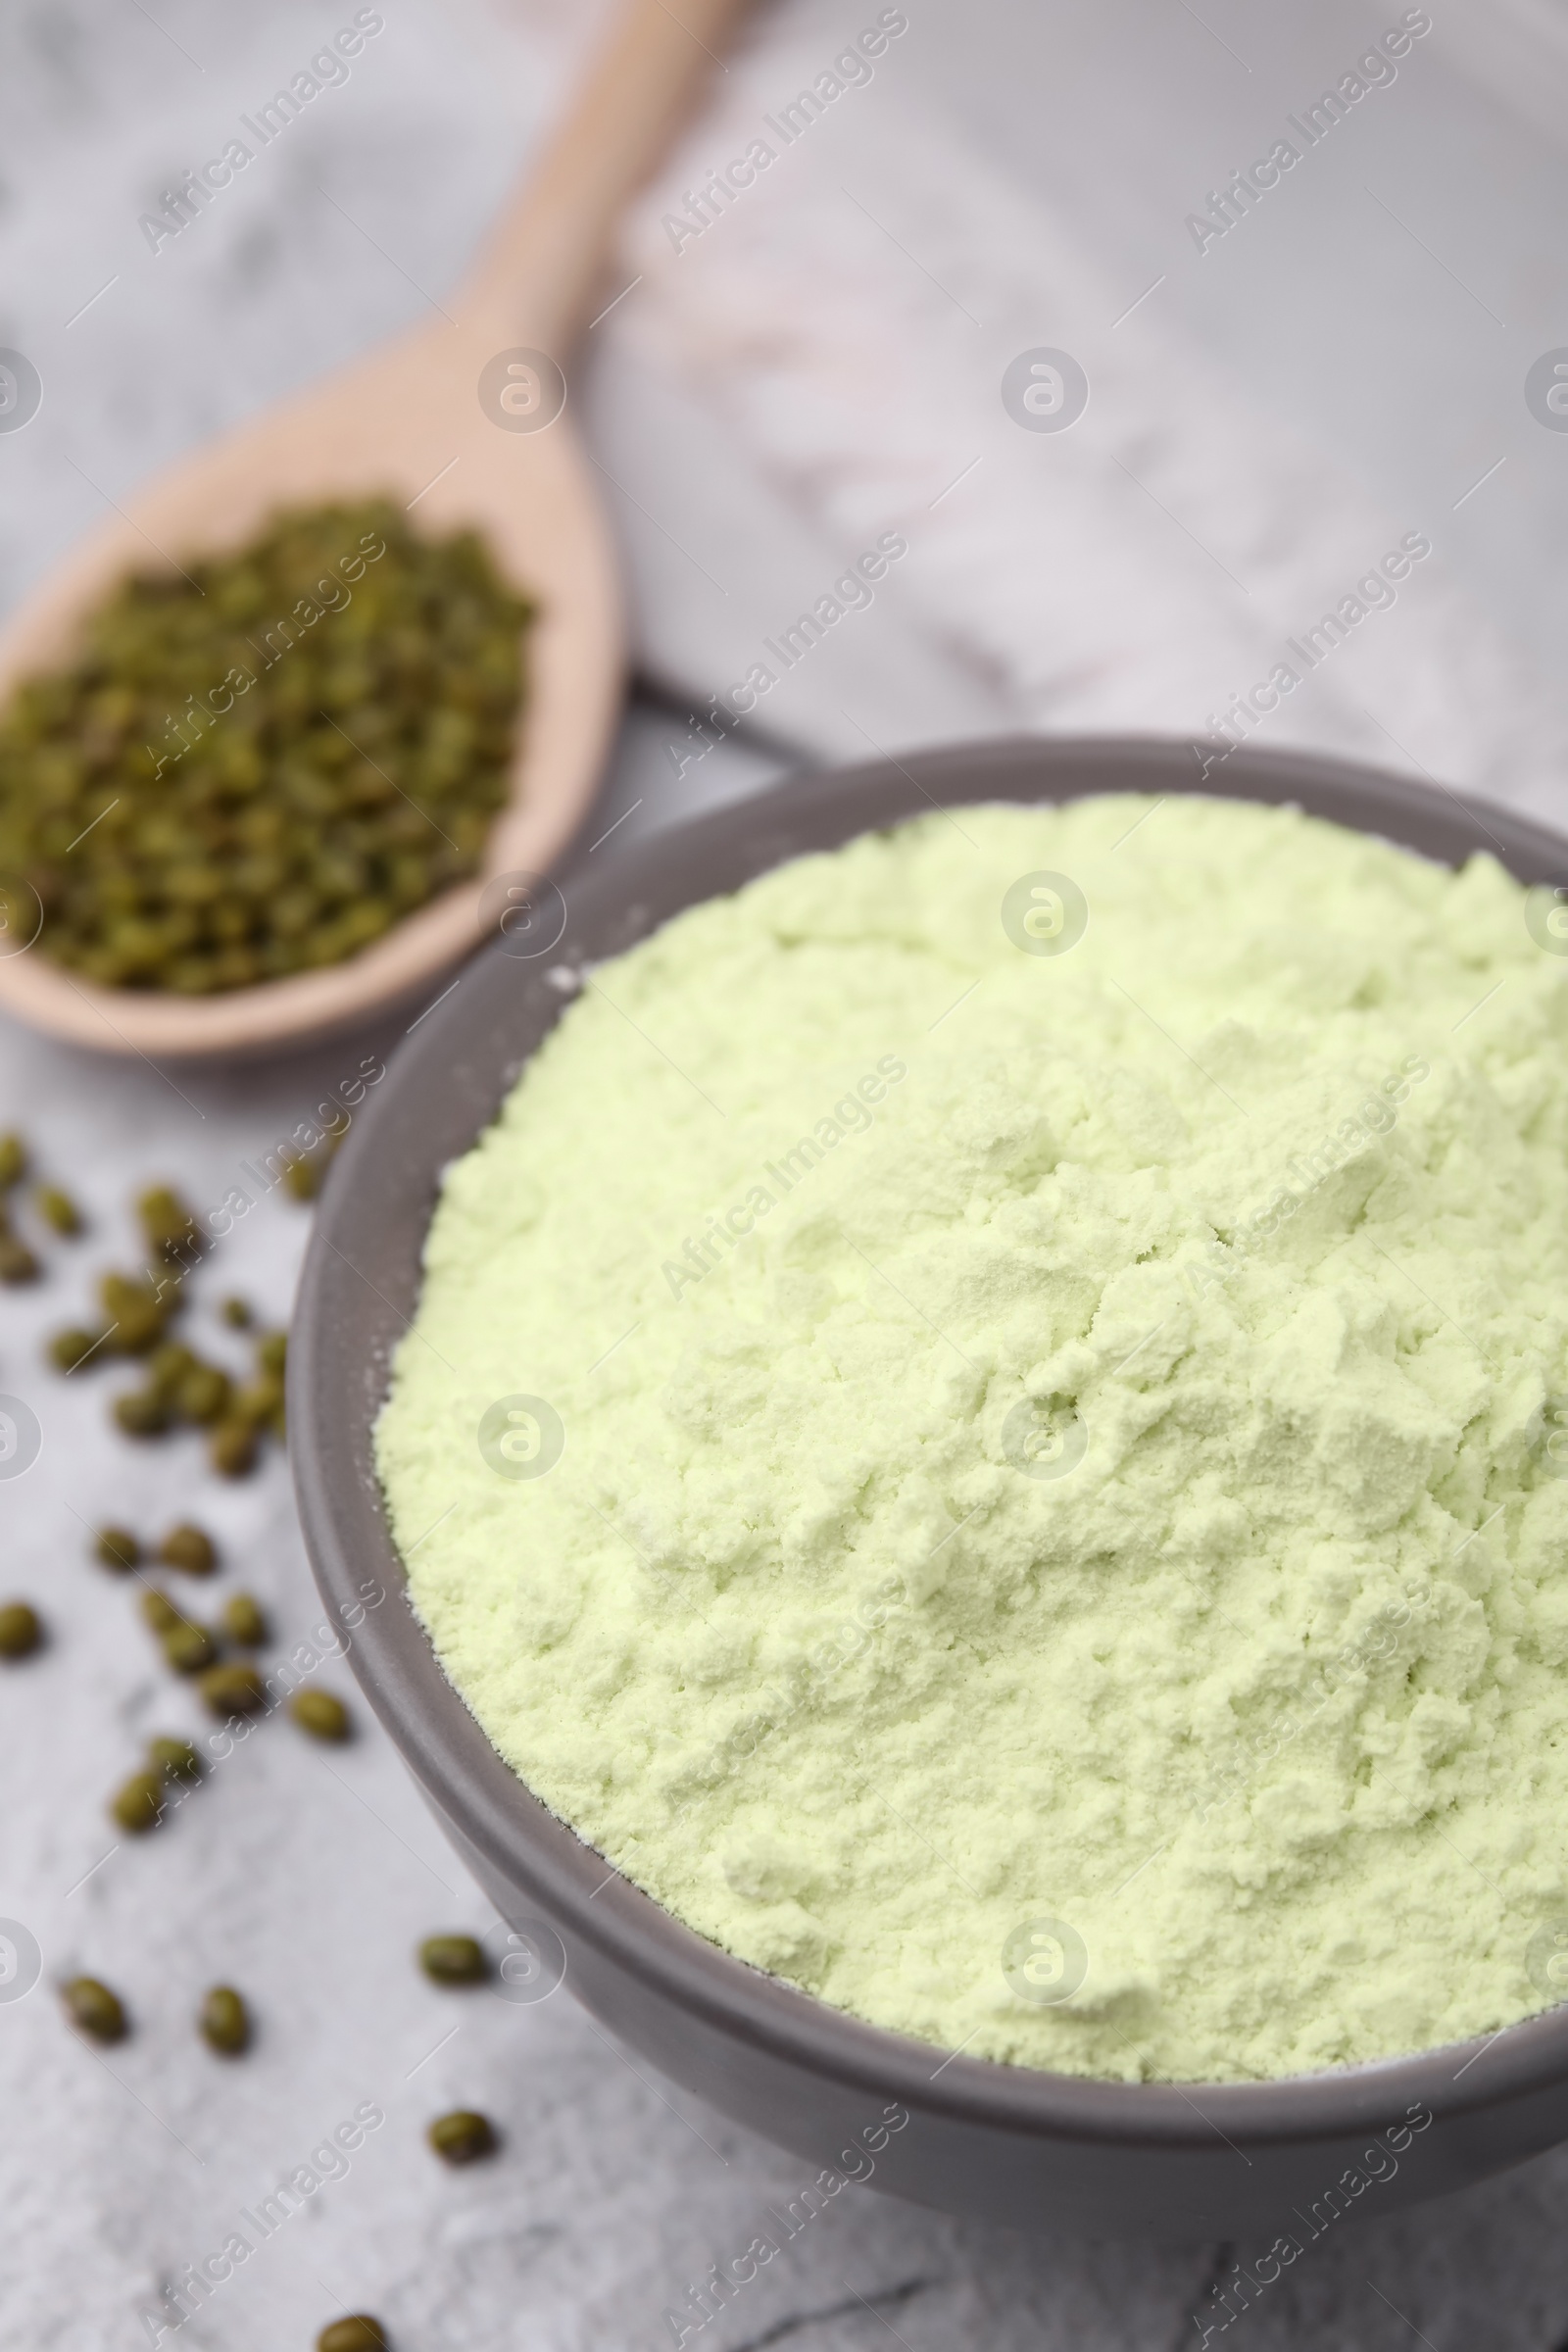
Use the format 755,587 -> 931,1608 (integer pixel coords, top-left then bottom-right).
291,729 -> 1568,2153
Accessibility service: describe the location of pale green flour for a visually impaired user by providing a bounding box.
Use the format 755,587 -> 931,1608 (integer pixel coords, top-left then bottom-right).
374,795 -> 1568,2082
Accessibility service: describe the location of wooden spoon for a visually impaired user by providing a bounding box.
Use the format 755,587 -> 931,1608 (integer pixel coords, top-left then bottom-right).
0,0 -> 744,1060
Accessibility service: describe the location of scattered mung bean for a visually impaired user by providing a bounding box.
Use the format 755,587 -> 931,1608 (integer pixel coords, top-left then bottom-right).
198,1661 -> 266,1718
417,1935 -> 487,1987
289,1688 -> 350,1742
317,2318 -> 387,2352
35,1183 -> 82,1236
159,1522 -> 216,1575
220,1592 -> 267,1646
427,2109 -> 496,2165
0,1600 -> 42,1658
63,1977 -> 126,2043
148,1736 -> 202,1784
50,1326 -> 101,1372
137,1184 -> 202,1265
114,1387 -> 171,1438
0,1224 -> 40,1285
176,1362 -> 231,1424
210,1419 -> 259,1478
199,1984 -> 250,2055
163,1621 -> 217,1675
110,1771 -> 166,1833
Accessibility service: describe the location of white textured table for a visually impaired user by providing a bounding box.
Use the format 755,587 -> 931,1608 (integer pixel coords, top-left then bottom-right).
5,3 -> 1568,2346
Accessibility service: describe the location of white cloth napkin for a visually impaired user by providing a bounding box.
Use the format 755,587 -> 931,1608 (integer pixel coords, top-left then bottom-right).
579,0 -> 1568,830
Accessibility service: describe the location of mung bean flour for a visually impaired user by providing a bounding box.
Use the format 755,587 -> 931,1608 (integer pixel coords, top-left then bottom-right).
376,795 -> 1568,2082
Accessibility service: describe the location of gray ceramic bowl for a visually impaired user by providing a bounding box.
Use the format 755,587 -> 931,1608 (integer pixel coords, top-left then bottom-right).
292,733 -> 1568,2240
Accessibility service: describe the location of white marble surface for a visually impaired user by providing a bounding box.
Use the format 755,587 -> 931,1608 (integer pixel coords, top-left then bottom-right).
6,3 -> 1568,2347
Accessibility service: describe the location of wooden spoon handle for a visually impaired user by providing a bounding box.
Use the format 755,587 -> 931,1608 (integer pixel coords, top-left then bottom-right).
456,0 -> 749,349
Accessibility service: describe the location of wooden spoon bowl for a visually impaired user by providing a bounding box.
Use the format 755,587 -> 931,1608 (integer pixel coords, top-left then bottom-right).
0,0 -> 742,1060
